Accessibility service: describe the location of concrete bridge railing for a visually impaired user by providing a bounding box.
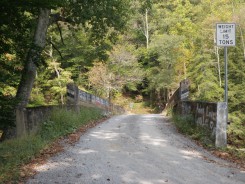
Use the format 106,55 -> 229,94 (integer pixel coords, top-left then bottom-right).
15,84 -> 125,138
66,84 -> 125,114
178,100 -> 227,147
166,79 -> 227,148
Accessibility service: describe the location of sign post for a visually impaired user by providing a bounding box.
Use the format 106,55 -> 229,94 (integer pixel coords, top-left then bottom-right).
216,23 -> 236,126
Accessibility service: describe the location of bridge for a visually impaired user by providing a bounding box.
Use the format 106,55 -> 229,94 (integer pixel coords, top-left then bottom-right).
165,79 -> 227,148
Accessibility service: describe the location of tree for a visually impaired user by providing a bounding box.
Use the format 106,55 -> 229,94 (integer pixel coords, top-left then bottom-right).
88,44 -> 144,100
126,0 -> 153,48
87,62 -> 112,98
12,0 -> 130,107
16,8 -> 51,108
45,39 -> 73,104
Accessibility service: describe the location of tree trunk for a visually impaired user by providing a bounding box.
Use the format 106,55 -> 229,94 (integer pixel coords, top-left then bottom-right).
143,9 -> 149,49
216,47 -> 222,87
145,9 -> 149,49
214,32 -> 222,87
232,2 -> 245,60
238,25 -> 245,60
16,8 -> 51,108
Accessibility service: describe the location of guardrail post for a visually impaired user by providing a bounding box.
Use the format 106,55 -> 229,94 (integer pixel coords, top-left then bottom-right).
16,108 -> 27,138
215,102 -> 227,147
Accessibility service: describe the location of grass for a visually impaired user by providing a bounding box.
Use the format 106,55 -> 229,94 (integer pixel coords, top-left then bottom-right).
172,114 -> 215,148
0,107 -> 103,184
172,114 -> 245,168
129,102 -> 156,114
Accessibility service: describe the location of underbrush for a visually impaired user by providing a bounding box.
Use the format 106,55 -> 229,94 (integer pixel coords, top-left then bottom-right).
113,93 -> 154,114
228,111 -> 245,148
172,114 -> 215,148
172,114 -> 245,167
0,107 -> 103,183
226,111 -> 245,164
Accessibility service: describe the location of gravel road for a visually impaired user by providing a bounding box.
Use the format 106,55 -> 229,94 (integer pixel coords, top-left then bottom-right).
27,114 -> 245,184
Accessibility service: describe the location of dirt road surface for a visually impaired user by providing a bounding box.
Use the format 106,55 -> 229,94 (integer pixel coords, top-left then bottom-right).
27,114 -> 245,184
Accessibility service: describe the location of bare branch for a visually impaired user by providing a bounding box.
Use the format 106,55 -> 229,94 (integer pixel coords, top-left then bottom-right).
46,39 -> 63,59
56,22 -> 65,45
49,13 -> 72,25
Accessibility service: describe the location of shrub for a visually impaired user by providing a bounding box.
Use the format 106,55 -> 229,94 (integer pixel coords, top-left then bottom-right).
228,111 -> 245,148
172,114 -> 215,148
0,106 -> 103,183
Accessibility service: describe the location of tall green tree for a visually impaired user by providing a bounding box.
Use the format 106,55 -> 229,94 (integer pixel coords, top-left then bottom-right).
88,44 -> 144,100
10,0 -> 130,108
0,0 -> 37,129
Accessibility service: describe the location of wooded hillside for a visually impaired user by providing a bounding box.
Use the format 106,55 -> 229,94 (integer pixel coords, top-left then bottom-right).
0,0 -> 244,147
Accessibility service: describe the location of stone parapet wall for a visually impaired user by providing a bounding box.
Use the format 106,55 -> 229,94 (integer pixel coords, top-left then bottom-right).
67,84 -> 125,114
180,101 -> 217,136
176,100 -> 227,147
16,105 -> 79,138
15,84 -> 125,138
166,79 -> 227,147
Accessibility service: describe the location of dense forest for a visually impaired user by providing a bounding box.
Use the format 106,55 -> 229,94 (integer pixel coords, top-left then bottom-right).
0,0 -> 244,147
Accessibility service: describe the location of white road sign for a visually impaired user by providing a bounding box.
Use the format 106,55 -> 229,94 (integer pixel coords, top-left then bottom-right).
216,23 -> 236,47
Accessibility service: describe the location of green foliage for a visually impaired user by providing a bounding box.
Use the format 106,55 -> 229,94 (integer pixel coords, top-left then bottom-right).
0,0 -> 67,9
0,0 -> 36,109
0,107 -> 103,183
0,95 -> 16,130
40,107 -> 103,140
228,111 -> 245,148
147,34 -> 184,91
29,89 -> 46,107
68,0 -> 130,41
173,114 -> 215,148
0,0 -> 131,114
173,114 -> 196,134
188,53 -> 223,101
0,0 -> 244,151
0,135 -> 46,182
87,43 -> 144,98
